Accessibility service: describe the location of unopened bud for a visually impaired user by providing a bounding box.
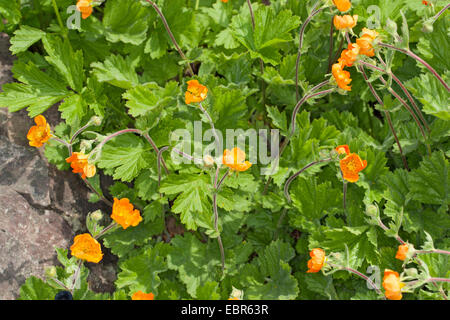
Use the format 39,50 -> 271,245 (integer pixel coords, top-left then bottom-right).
90,210 -> 103,221
79,139 -> 93,152
45,266 -> 57,278
91,116 -> 102,126
203,155 -> 215,167
421,20 -> 434,33
366,204 -> 378,217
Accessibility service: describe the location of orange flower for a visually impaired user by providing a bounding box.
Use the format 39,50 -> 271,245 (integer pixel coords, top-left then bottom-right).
332,62 -> 352,91
221,0 -> 229,2
131,291 -> 154,300
66,152 -> 96,179
339,43 -> 360,67
335,145 -> 350,155
332,0 -> 351,12
382,269 -> 405,300
422,0 -> 431,5
76,0 -> 93,19
339,152 -> 367,182
70,233 -> 103,263
27,115 -> 52,148
111,198 -> 142,230
306,248 -> 326,273
395,244 -> 409,261
356,28 -> 379,57
333,15 -> 358,30
228,297 -> 239,300
185,80 -> 208,104
222,147 -> 252,172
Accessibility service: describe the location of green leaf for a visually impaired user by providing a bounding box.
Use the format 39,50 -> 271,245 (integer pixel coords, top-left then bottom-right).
405,73 -> 450,120
196,281 -> 221,300
19,277 -> 58,300
241,240 -> 298,300
10,25 -> 45,55
42,35 -> 84,92
144,0 -> 199,59
159,173 -> 213,231
0,61 -> 69,116
289,176 -> 341,227
0,0 -> 21,26
97,134 -> 153,182
123,81 -> 178,117
58,94 -> 87,128
312,226 -> 380,268
91,54 -> 140,89
102,215 -> 164,258
231,6 -> 300,65
167,234 -> 220,298
416,18 -> 449,75
103,0 -> 151,45
267,105 -> 288,134
115,243 -> 169,294
209,86 -> 249,132
408,151 -> 449,212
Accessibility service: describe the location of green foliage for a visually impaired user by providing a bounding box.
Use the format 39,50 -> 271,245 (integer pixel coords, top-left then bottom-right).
5,0 -> 449,301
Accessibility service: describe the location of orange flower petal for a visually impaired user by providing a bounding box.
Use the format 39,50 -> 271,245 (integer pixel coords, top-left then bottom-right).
382,269 -> 404,300
306,248 -> 325,273
332,0 -> 352,12
70,233 -> 103,263
222,148 -> 252,172
185,80 -> 208,104
333,15 -> 358,30
395,244 -> 409,261
27,115 -> 52,148
335,145 -> 350,155
339,153 -> 367,182
66,152 -> 96,179
132,291 -> 155,300
111,198 -> 142,229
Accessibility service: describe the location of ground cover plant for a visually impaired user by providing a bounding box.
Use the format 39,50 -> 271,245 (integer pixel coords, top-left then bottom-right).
0,0 -> 449,300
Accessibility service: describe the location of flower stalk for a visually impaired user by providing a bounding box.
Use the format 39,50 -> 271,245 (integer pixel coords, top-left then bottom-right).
378,42 -> 449,92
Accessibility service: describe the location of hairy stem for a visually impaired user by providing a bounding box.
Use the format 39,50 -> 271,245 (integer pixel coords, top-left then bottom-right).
378,42 -> 449,92
358,65 -> 409,170
246,0 -> 266,108
415,249 -> 450,256
144,0 -> 194,76
263,85 -> 333,194
198,102 -> 221,147
328,262 -> 385,298
327,15 -> 335,73
432,3 -> 450,21
84,178 -> 113,207
157,146 -> 170,187
377,56 -> 430,132
212,167 -> 230,273
295,2 -> 325,100
143,132 -> 169,176
284,158 -> 332,203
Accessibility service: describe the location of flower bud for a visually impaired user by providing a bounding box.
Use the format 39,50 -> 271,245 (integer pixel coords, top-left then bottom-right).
90,116 -> 103,126
203,155 -> 215,167
79,139 -> 94,152
90,210 -> 103,222
404,268 -> 418,278
421,20 -> 434,33
366,204 -> 378,217
45,266 -> 57,278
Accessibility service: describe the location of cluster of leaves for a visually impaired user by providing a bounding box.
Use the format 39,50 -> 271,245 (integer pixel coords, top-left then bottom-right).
0,0 -> 448,300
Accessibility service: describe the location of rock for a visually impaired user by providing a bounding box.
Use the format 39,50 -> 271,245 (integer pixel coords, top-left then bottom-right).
0,32 -> 14,86
0,135 -> 51,207
0,186 -> 73,300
